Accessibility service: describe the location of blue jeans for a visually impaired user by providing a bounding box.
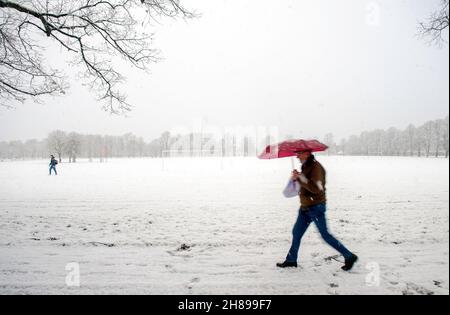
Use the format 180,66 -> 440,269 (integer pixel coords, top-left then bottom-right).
49,165 -> 57,175
286,203 -> 353,262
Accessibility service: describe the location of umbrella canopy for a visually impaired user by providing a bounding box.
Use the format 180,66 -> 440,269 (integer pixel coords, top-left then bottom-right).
258,139 -> 328,159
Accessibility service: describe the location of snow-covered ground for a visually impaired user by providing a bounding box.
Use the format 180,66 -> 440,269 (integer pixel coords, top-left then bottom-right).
0,156 -> 448,295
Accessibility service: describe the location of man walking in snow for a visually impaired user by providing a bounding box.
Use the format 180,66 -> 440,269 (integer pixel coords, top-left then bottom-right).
49,155 -> 58,176
277,150 -> 358,271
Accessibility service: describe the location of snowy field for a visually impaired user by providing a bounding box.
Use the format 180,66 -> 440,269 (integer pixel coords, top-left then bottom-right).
0,156 -> 448,295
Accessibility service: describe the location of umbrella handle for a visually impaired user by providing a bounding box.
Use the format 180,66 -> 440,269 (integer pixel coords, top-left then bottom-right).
291,157 -> 295,170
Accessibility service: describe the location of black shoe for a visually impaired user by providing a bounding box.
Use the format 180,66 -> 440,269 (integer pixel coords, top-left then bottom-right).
341,254 -> 358,271
276,261 -> 297,268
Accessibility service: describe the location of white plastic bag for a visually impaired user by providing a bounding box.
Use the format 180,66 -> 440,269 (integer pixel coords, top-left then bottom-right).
282,179 -> 301,198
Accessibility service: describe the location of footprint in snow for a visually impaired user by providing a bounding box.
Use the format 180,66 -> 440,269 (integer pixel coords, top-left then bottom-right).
177,243 -> 192,251
89,242 -> 115,247
402,283 -> 435,295
324,255 -> 342,263
185,277 -> 201,290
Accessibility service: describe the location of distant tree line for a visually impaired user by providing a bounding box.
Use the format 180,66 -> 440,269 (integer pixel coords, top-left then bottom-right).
0,132 -> 148,162
0,130 -> 270,161
323,115 -> 449,158
0,115 -> 448,161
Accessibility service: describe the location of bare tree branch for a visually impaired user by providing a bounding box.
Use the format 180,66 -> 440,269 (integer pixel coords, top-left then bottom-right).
0,0 -> 195,113
418,0 -> 449,47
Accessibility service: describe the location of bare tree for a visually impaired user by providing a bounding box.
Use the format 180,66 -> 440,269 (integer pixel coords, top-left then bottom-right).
385,127 -> 401,156
66,132 -> 81,162
433,119 -> 443,157
323,133 -> 335,155
83,134 -> 95,162
47,130 -> 67,162
406,124 -> 416,156
399,129 -> 410,156
421,121 -> 435,157
371,129 -> 384,156
359,131 -> 372,156
123,132 -> 138,157
0,0 -> 194,112
92,135 -> 107,162
415,125 -> 425,157
338,138 -> 347,155
346,135 -> 361,155
418,0 -> 449,46
159,131 -> 170,157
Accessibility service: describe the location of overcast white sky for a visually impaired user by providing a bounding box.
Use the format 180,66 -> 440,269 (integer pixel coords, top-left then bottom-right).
0,0 -> 448,142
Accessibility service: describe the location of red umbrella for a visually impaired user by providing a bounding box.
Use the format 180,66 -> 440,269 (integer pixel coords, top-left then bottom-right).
258,139 -> 328,160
